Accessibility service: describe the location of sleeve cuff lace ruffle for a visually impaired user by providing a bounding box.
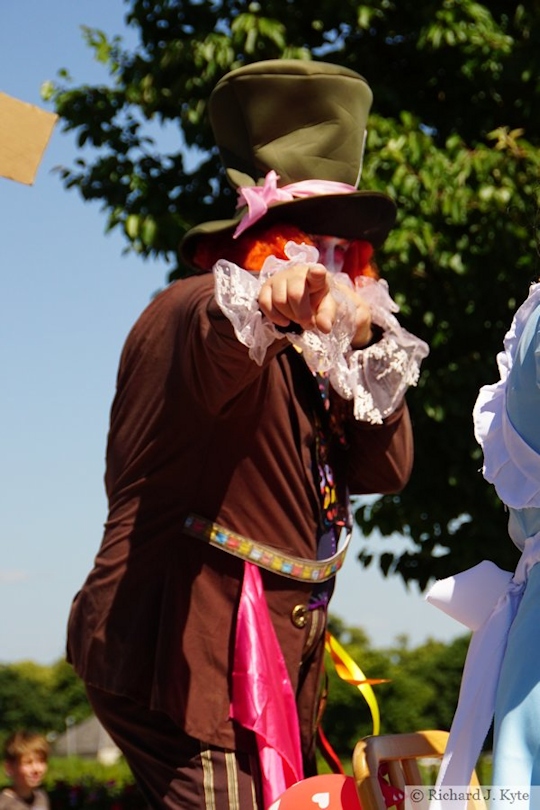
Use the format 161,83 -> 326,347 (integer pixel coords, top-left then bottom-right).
472,281 -> 540,508
213,241 -> 429,424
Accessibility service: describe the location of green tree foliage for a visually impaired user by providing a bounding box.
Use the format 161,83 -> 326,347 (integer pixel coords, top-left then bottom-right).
0,665 -> 55,744
43,1 -> 540,585
0,661 -> 91,749
323,618 -> 470,761
47,659 -> 94,726
378,635 -> 471,734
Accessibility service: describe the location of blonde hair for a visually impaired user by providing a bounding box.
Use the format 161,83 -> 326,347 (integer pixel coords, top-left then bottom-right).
3,731 -> 50,764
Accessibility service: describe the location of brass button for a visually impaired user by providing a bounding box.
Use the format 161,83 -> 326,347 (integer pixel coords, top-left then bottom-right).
291,604 -> 308,628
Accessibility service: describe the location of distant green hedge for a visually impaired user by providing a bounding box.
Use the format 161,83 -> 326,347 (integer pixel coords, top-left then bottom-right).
45,758 -> 146,810
0,758 -> 146,810
47,781 -> 146,810
43,757 -> 136,789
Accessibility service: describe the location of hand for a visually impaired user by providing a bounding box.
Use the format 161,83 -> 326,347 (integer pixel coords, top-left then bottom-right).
258,263 -> 373,347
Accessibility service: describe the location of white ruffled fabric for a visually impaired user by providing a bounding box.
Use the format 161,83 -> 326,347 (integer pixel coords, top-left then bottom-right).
472,282 -> 540,508
213,241 -> 429,424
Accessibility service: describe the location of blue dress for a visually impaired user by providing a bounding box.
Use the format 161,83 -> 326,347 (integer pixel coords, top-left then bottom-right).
427,284 -> 540,810
491,292 -> 540,789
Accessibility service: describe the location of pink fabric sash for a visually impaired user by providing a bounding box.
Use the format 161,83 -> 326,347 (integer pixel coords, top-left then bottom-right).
234,169 -> 358,237
231,561 -> 304,809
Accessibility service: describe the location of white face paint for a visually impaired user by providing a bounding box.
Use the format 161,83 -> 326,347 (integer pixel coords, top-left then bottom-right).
312,235 -> 350,274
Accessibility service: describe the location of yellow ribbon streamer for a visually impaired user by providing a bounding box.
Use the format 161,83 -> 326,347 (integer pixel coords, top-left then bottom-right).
325,631 -> 389,736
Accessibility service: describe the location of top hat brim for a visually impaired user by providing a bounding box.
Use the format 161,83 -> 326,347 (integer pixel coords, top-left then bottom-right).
180,190 -> 396,273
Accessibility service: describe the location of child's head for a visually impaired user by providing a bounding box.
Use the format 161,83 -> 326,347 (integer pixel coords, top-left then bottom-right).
3,732 -> 49,798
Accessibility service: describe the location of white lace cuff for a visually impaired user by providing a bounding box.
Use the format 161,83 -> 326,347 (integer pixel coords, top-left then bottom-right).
213,241 -> 429,424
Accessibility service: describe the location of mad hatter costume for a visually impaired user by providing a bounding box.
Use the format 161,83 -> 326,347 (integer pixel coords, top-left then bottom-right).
66,60 -> 428,810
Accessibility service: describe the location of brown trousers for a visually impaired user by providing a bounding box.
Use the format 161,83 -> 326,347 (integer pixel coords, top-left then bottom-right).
85,606 -> 326,809
86,685 -> 262,810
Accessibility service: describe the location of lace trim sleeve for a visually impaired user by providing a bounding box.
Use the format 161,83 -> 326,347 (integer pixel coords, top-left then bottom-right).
472,282 -> 540,508
213,241 -> 429,424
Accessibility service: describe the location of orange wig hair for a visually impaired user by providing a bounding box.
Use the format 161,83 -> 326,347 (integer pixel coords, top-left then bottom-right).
192,223 -> 378,280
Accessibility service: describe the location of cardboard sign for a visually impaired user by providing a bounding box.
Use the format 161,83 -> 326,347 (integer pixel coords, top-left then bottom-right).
268,774 -> 361,810
0,91 -> 58,185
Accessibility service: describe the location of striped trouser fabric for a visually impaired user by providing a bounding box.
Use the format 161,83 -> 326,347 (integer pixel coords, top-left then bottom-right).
200,745 -> 260,810
86,685 -> 262,810
85,607 -> 326,808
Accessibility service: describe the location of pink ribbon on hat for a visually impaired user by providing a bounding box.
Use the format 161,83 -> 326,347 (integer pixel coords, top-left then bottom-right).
233,169 -> 358,238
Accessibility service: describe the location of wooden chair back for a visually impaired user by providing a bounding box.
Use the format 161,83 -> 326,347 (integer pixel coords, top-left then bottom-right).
352,730 -> 486,810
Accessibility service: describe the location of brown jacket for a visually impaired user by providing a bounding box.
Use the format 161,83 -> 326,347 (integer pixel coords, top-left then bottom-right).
67,273 -> 413,753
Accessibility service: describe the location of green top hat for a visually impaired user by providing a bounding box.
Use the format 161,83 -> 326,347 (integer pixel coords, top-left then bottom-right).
180,59 -> 396,271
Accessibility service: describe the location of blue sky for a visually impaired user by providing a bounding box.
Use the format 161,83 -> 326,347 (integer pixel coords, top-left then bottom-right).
0,0 -> 462,664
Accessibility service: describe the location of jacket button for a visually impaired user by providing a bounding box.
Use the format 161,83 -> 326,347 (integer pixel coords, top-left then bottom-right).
291,604 -> 308,628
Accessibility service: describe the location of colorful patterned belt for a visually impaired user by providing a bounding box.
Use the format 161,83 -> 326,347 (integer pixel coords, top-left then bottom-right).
183,513 -> 351,582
